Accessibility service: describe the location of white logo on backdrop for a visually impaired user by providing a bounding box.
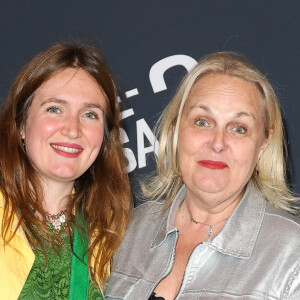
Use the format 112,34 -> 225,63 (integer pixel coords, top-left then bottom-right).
120,54 -> 197,172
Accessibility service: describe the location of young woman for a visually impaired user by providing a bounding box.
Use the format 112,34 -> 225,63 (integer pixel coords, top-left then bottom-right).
0,42 -> 132,300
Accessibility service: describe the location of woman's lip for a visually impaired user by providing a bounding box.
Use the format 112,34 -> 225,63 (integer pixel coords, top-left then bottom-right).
197,160 -> 229,169
50,142 -> 83,158
51,142 -> 83,150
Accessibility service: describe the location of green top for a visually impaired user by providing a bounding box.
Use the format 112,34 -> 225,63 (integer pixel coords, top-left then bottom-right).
18,224 -> 102,300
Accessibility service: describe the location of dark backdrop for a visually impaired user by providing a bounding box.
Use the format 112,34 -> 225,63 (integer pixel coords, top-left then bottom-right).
0,1 -> 299,204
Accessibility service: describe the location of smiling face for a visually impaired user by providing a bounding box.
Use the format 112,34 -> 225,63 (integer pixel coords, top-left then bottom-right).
178,73 -> 271,210
21,68 -> 107,185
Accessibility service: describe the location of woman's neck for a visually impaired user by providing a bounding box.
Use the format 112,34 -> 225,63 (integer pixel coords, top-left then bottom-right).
182,187 -> 245,223
40,179 -> 75,214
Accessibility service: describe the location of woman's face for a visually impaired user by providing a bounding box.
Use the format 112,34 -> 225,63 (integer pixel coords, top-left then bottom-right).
178,74 -> 271,209
21,68 -> 107,185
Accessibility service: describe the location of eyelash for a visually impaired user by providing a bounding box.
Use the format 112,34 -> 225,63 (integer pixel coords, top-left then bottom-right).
84,111 -> 99,119
232,125 -> 247,134
195,118 -> 209,127
195,117 -> 247,135
46,106 -> 99,120
47,106 -> 61,114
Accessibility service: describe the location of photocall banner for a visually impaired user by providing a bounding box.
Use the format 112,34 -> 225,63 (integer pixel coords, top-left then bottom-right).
0,1 -> 299,203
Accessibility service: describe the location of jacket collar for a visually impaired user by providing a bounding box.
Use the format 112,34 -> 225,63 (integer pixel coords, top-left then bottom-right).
0,193 -> 32,246
150,185 -> 186,249
151,181 -> 265,259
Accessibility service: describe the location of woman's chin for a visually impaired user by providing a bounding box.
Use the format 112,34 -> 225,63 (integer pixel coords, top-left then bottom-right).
192,177 -> 229,194
41,167 -> 82,183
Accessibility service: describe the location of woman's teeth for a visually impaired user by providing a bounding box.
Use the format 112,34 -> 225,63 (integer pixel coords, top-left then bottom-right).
51,144 -> 82,153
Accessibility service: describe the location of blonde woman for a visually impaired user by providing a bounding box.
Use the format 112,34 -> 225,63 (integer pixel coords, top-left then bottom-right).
106,52 -> 300,299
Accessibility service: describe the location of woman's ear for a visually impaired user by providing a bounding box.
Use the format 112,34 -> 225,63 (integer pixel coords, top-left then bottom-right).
258,128 -> 273,159
20,125 -> 25,139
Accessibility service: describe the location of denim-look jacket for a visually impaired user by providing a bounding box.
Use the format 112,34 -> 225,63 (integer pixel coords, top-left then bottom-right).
105,182 -> 300,299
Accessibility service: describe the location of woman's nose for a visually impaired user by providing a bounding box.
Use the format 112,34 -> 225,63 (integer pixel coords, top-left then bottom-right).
60,116 -> 82,139
208,128 -> 228,153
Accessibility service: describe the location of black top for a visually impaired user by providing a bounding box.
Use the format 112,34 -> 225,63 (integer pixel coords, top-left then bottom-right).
148,292 -> 165,300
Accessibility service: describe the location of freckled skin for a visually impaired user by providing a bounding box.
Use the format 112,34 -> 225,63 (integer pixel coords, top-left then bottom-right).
21,68 -> 107,186
178,74 -> 271,214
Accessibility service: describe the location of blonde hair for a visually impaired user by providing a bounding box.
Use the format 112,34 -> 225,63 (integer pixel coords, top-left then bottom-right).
143,52 -> 298,213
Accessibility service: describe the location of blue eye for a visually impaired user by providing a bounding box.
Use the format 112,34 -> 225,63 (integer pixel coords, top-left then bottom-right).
195,119 -> 209,127
84,112 -> 98,119
47,106 -> 61,114
233,126 -> 247,134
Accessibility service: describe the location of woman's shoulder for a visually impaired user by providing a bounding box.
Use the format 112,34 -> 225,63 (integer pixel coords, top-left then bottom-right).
263,202 -> 300,246
126,200 -> 166,229
0,192 -> 6,231
133,200 -> 165,217
118,200 -> 167,245
265,202 -> 300,228
0,191 -> 4,209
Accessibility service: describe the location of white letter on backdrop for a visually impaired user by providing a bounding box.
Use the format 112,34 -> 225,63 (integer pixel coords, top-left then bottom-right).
136,119 -> 159,168
149,54 -> 197,93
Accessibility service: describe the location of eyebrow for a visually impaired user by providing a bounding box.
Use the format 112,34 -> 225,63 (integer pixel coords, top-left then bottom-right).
234,111 -> 256,121
189,104 -> 212,114
189,104 -> 256,121
40,98 -> 105,111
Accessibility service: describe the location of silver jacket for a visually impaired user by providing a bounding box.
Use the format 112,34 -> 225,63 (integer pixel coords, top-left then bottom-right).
105,182 -> 300,299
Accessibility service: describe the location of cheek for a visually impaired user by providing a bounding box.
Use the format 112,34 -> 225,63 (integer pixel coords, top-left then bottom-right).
178,132 -> 191,162
25,118 -> 58,143
85,125 -> 105,149
178,127 -> 205,157
232,141 -> 262,168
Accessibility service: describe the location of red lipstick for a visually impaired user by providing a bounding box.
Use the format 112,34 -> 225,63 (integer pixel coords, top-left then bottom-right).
50,143 -> 83,158
198,160 -> 228,169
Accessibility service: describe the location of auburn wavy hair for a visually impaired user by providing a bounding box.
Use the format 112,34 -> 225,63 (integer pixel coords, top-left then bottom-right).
0,42 -> 132,286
